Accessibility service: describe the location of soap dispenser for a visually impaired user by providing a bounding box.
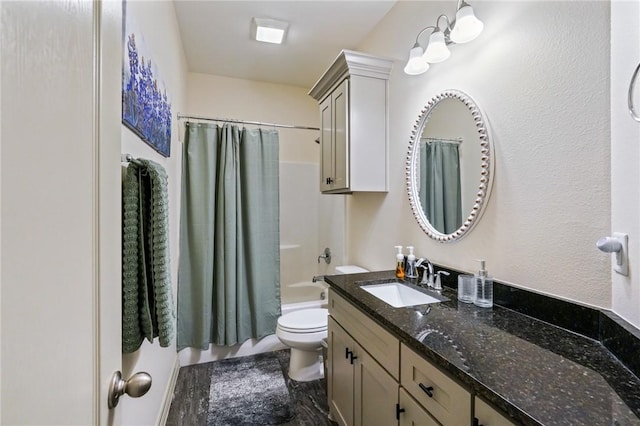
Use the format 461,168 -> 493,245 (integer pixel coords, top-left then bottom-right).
473,260 -> 493,308
395,246 -> 405,279
406,246 -> 418,279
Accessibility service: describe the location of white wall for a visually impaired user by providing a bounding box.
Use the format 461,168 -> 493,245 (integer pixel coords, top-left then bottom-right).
611,1 -> 640,327
349,1 -> 611,308
120,1 -> 187,424
186,72 -> 319,162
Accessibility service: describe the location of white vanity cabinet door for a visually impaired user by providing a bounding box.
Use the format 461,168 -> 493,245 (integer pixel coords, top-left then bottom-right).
328,316 -> 357,426
475,397 -> 517,426
355,347 -> 399,426
328,316 -> 399,426
398,388 -> 441,426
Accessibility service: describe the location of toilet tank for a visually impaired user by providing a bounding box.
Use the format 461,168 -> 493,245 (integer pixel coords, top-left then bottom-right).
334,265 -> 369,274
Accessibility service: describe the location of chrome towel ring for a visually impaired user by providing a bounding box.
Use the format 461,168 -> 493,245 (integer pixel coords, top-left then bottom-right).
628,62 -> 640,122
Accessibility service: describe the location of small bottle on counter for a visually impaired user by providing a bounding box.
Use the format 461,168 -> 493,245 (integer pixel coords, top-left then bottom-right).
473,259 -> 493,308
395,246 -> 405,279
406,246 -> 418,279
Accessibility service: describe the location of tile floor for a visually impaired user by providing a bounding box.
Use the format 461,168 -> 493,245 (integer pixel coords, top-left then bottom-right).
166,350 -> 337,426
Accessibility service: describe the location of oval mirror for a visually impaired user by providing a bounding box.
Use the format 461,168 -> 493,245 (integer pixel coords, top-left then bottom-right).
406,90 -> 494,243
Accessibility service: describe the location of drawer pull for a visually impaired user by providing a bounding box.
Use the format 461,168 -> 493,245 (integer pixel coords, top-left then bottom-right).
419,383 -> 434,397
349,353 -> 358,364
473,417 -> 484,426
346,348 -> 352,359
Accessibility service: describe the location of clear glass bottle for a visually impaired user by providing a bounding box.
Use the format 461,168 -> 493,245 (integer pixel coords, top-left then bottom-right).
473,260 -> 493,308
405,246 -> 418,279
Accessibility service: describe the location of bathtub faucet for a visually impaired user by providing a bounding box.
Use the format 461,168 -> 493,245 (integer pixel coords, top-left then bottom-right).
312,275 -> 325,283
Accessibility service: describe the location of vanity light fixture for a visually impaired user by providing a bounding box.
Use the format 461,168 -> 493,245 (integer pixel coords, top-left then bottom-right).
403,0 -> 483,75
251,17 -> 289,44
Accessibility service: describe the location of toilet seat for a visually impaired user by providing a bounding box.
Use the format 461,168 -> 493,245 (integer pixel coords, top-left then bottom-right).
277,308 -> 327,333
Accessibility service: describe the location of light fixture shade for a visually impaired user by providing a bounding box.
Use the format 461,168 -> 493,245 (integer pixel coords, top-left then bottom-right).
422,31 -> 450,64
404,45 -> 430,75
251,17 -> 289,44
449,5 -> 484,44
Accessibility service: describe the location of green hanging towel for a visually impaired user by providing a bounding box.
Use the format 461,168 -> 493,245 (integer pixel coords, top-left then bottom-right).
122,158 -> 175,353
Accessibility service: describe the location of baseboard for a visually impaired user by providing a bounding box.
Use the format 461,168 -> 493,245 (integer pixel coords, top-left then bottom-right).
156,356 -> 181,426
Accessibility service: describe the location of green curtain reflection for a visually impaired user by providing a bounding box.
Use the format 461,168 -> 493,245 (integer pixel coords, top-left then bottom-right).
420,139 -> 462,234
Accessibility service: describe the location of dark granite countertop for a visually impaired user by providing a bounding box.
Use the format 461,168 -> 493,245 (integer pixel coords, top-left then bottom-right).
325,270 -> 640,426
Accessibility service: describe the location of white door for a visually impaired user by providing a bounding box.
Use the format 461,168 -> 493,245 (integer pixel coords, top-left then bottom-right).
1,1 -> 124,424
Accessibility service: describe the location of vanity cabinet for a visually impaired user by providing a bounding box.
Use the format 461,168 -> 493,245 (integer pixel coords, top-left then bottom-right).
474,397 -> 517,426
309,50 -> 393,194
328,290 -> 477,426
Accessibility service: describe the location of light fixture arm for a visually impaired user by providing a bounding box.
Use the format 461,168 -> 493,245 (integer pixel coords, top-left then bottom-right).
414,25 -> 437,46
436,14 -> 452,32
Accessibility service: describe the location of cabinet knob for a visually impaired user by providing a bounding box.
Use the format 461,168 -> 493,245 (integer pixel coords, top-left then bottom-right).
345,348 -> 352,359
349,352 -> 358,364
326,177 -> 334,185
418,383 -> 434,397
473,417 -> 484,426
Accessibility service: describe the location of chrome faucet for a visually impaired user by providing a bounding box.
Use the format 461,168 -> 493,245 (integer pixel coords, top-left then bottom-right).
312,275 -> 325,283
416,258 -> 434,288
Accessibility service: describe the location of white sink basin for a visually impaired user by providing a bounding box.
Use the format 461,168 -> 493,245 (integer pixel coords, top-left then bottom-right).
361,282 -> 444,308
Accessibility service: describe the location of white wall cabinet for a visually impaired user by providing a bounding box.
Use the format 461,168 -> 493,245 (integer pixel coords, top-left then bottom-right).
309,50 -> 393,193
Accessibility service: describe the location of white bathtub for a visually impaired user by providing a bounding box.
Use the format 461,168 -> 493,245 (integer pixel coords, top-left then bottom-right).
281,280 -> 328,307
281,298 -> 327,314
178,298 -> 327,366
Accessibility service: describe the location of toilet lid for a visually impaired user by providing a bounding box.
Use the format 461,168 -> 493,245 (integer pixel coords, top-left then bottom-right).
278,308 -> 328,333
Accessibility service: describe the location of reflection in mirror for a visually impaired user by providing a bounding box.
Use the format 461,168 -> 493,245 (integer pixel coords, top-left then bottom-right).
407,90 -> 494,242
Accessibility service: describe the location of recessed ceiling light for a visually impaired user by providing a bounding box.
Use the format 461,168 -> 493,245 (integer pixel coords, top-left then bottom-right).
251,17 -> 289,45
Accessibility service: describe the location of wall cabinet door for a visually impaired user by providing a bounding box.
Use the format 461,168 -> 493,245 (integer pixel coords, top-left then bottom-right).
319,79 -> 349,192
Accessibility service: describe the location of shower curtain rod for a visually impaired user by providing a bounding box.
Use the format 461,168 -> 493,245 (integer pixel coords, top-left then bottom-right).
177,113 -> 320,131
422,136 -> 463,144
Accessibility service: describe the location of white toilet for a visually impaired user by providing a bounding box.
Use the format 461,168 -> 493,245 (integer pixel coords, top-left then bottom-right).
276,265 -> 368,381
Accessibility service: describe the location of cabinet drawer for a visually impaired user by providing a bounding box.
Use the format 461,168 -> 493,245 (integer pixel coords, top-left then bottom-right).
401,343 -> 471,425
329,291 -> 400,379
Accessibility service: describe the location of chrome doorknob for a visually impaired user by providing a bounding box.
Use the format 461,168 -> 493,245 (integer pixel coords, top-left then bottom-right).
108,371 -> 152,409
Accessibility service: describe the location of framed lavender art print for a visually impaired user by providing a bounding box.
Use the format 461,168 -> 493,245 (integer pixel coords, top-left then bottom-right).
122,6 -> 172,157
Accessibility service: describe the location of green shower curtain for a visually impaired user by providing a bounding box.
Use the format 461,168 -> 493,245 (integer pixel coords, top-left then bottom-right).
420,139 -> 462,234
177,123 -> 281,349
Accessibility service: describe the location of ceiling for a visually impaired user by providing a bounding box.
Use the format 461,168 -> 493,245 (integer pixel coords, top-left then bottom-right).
173,1 -> 397,89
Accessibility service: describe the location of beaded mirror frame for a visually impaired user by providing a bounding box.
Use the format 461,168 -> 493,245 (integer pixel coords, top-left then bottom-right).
406,89 -> 494,243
